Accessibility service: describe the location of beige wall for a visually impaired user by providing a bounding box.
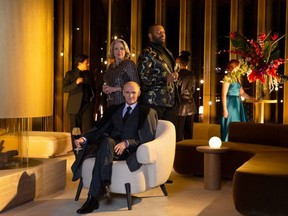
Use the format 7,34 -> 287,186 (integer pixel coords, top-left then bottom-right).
0,0 -> 54,118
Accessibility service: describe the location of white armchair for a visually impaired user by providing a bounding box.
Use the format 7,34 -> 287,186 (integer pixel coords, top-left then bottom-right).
74,120 -> 176,210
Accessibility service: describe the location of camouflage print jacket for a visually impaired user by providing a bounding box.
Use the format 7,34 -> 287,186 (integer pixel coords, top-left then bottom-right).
137,43 -> 178,107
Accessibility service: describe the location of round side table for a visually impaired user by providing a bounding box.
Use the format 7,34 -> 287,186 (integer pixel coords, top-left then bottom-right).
196,146 -> 229,190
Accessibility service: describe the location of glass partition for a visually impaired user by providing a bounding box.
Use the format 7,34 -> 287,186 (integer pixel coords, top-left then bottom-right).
215,0 -> 231,123
0,118 -> 29,169
266,0 -> 286,123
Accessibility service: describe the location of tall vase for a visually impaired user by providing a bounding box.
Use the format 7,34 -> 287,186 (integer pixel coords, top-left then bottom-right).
255,80 -> 265,100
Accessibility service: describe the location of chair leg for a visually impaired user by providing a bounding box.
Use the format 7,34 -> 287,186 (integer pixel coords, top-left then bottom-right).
160,184 -> 168,196
125,183 -> 132,210
75,177 -> 83,201
166,179 -> 173,184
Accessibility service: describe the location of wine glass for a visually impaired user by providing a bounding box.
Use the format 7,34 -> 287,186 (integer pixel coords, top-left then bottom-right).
174,63 -> 180,73
173,63 -> 180,82
72,127 -> 82,154
103,82 -> 113,101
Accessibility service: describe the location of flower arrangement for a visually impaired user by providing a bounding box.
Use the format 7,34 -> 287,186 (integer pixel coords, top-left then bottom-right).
224,31 -> 287,92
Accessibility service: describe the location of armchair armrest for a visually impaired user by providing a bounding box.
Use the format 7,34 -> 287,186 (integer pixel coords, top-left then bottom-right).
136,138 -> 159,164
136,120 -> 176,187
137,120 -> 175,164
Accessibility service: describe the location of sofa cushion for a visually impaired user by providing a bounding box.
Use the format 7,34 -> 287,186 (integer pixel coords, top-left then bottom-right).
174,122 -> 288,215
193,123 -> 220,140
233,152 -> 288,216
223,142 -> 287,153
228,122 -> 288,148
174,140 -> 288,178
174,123 -> 220,175
176,139 -> 209,147
1,131 -> 72,158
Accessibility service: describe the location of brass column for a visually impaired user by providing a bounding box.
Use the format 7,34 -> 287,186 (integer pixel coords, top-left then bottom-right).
155,0 -> 165,25
57,0 -> 72,132
284,0 -> 288,123
130,0 -> 141,63
107,0 -> 112,61
203,0 -> 213,123
230,0 -> 238,60
203,0 -> 217,123
179,0 -> 187,51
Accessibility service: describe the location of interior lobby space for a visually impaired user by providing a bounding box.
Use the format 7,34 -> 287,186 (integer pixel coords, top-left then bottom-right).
1,0 -> 286,132
1,0 -> 288,215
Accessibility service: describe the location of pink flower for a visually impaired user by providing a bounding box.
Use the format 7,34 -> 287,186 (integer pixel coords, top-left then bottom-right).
271,33 -> 279,41
272,59 -> 284,69
266,67 -> 280,81
223,31 -> 287,88
230,32 -> 236,39
248,69 -> 266,83
258,33 -> 266,41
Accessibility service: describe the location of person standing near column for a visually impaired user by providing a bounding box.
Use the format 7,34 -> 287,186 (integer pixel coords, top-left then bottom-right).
175,51 -> 197,142
137,24 -> 179,126
63,54 -> 96,135
221,59 -> 253,141
102,39 -> 139,107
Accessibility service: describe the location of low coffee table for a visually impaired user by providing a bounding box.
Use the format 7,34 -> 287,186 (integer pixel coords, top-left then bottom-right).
196,146 -> 229,190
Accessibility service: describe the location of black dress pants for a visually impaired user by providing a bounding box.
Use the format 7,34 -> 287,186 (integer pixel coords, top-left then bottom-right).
176,115 -> 194,142
69,102 -> 94,134
147,102 -> 179,127
88,137 -> 115,197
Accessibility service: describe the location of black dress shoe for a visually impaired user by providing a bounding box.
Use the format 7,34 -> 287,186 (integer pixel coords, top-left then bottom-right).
76,196 -> 99,214
102,185 -> 111,200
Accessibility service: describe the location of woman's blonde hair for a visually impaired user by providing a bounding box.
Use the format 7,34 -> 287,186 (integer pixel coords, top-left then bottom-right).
108,39 -> 131,60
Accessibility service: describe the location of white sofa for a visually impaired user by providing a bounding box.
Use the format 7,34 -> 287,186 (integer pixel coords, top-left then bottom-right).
1,131 -> 72,158
75,120 -> 176,210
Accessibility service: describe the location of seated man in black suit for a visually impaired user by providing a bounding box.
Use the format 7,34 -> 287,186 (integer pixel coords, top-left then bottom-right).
71,81 -> 158,214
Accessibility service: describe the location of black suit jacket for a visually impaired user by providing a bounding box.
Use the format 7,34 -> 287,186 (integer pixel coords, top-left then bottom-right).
63,68 -> 95,114
71,103 -> 158,181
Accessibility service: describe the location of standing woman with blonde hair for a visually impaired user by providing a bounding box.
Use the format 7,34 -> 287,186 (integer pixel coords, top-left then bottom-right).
103,39 -> 139,107
221,59 -> 253,141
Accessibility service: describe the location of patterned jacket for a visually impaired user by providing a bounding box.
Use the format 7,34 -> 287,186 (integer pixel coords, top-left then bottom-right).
137,43 -> 178,107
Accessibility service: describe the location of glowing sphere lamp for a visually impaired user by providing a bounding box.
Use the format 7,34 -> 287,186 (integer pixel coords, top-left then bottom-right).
209,136 -> 222,148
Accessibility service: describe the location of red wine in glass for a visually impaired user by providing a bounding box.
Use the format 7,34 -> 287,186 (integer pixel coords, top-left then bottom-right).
73,135 -> 81,139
